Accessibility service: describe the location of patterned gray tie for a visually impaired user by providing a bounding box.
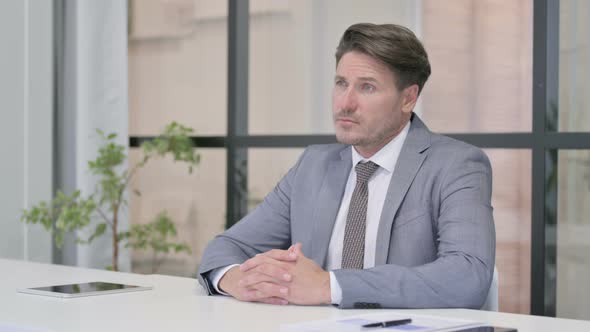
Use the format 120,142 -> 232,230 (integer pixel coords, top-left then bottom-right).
341,161 -> 380,269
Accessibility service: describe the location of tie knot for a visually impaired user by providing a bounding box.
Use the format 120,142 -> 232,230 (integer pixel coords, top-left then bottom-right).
354,161 -> 379,183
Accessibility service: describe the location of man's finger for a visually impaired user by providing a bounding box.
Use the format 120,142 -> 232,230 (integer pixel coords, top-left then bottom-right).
239,271 -> 290,288
256,297 -> 289,306
239,254 -> 269,272
262,248 -> 298,262
240,282 -> 288,301
252,281 -> 289,299
255,262 -> 293,282
240,289 -> 262,302
291,242 -> 303,255
240,254 -> 292,272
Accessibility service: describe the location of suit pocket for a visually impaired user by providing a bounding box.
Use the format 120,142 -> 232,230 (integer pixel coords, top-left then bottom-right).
393,208 -> 430,229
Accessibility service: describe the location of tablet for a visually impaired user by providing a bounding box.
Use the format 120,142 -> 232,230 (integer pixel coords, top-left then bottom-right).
452,326 -> 517,332
17,282 -> 153,298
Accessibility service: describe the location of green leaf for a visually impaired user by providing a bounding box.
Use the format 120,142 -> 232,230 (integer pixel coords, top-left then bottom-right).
55,232 -> 64,248
87,223 -> 107,243
19,122 -> 200,273
122,209 -> 192,272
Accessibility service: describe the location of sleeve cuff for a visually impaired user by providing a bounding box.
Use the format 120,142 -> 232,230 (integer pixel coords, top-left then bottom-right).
209,264 -> 240,295
329,271 -> 343,305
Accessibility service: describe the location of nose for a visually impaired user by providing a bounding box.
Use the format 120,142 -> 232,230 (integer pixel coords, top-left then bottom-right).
335,86 -> 358,112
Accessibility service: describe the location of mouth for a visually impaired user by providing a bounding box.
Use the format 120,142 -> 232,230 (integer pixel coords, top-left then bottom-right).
336,118 -> 358,125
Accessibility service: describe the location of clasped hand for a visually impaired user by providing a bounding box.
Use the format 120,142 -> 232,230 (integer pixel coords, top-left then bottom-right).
218,243 -> 331,306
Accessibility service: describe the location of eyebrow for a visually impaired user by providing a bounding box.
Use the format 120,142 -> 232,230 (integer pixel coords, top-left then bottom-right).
334,75 -> 379,83
358,77 -> 379,83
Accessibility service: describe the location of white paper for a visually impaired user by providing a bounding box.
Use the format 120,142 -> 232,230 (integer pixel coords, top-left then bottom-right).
0,324 -> 46,332
281,312 -> 483,332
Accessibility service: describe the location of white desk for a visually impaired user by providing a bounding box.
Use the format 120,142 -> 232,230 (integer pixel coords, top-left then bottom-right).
1,258 -> 589,332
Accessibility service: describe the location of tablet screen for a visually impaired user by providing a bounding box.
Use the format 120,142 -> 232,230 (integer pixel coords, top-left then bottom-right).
30,282 -> 140,294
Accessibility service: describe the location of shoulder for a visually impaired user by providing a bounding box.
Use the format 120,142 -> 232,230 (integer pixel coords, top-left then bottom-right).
305,143 -> 349,153
416,131 -> 493,186
408,114 -> 489,167
299,143 -> 349,162
422,133 -> 493,194
281,143 -> 349,185
422,133 -> 493,205
285,143 -> 349,177
428,133 -> 490,167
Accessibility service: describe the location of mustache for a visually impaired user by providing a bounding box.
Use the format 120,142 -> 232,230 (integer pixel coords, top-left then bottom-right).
333,109 -> 359,122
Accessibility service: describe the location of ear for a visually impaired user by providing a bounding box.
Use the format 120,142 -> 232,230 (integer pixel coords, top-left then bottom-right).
401,84 -> 419,114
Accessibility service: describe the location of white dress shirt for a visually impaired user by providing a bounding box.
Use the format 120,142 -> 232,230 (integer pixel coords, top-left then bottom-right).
210,121 -> 411,303
326,121 -> 410,303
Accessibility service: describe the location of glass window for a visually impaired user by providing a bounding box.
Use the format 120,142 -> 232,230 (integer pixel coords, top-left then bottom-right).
420,0 -> 532,133
248,0 -> 421,135
128,0 -> 227,136
247,148 -> 304,211
248,0 -> 533,134
555,150 -> 590,319
484,149 -> 532,314
129,148 -> 226,277
558,1 -> 590,132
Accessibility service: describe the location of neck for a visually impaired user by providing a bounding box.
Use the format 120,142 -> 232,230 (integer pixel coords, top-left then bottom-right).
354,119 -> 409,158
354,138 -> 393,158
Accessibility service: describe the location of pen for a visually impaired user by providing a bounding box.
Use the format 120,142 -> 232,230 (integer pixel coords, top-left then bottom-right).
362,318 -> 412,328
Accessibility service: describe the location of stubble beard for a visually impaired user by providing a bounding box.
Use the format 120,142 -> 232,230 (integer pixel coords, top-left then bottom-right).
335,121 -> 399,150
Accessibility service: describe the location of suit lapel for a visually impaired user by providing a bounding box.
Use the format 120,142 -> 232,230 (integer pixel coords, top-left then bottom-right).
309,147 -> 352,268
374,115 -> 431,265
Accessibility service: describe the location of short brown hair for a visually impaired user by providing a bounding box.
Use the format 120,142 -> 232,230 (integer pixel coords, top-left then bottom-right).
335,23 -> 431,94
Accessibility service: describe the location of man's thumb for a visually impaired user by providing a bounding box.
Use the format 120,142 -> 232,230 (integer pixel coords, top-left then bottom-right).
290,242 -> 303,254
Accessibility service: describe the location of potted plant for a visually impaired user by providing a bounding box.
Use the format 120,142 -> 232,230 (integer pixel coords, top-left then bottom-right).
21,122 -> 198,272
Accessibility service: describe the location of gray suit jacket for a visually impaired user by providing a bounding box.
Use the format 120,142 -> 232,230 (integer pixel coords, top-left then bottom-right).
198,114 -> 495,309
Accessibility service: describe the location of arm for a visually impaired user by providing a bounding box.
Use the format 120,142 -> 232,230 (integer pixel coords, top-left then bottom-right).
208,264 -> 238,295
197,148 -> 309,294
333,146 -> 495,309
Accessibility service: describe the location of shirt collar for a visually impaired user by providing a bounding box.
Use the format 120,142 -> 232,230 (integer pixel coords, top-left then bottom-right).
351,119 -> 411,173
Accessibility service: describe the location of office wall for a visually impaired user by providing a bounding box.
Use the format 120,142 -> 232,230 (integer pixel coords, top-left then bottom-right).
0,0 -> 53,263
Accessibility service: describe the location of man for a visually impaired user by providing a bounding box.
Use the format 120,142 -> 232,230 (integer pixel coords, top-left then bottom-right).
198,23 -> 495,309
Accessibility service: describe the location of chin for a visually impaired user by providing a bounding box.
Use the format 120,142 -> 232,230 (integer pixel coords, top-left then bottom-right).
335,133 -> 361,146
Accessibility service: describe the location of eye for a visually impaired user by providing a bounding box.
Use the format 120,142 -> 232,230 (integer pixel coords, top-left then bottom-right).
360,83 -> 375,93
335,79 -> 347,88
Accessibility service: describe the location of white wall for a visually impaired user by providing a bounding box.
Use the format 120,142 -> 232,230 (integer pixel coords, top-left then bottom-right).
0,0 -> 53,263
